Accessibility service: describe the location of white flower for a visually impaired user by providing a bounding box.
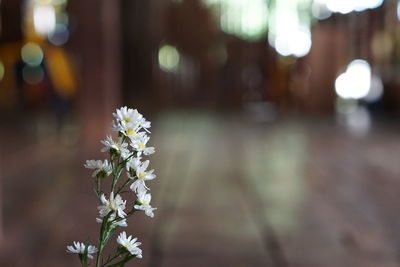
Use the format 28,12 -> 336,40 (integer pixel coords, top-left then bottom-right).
84,159 -> 112,177
96,215 -> 128,227
118,123 -> 146,141
130,135 -> 155,156
112,107 -> 151,134
126,156 -> 142,176
130,160 -> 156,193
98,192 -> 127,218
113,107 -> 142,125
101,135 -> 130,159
134,191 -> 156,218
66,241 -> 98,259
116,232 -> 142,258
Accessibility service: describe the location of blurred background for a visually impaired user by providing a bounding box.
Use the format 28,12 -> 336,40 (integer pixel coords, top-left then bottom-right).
2,0 -> 400,266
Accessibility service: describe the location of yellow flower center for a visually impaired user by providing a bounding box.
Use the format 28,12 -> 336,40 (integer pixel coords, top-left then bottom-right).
138,172 -> 145,180
138,143 -> 146,150
112,141 -> 120,149
126,129 -> 136,136
123,118 -> 131,123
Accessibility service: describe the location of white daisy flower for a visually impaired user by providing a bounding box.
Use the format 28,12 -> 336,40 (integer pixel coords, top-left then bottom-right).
117,122 -> 146,141
112,107 -> 151,134
116,232 -> 142,258
98,192 -> 127,218
134,191 -> 157,218
130,135 -> 155,156
100,135 -> 130,159
130,160 -> 156,193
140,119 -> 151,133
66,241 -> 98,259
126,156 -> 142,176
84,159 -> 112,177
113,107 -> 142,125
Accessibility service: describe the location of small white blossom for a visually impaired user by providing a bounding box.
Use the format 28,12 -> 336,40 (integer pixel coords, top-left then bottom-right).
117,122 -> 146,141
112,107 -> 151,134
126,156 -> 142,174
101,135 -> 130,159
134,191 -> 156,218
130,135 -> 155,156
96,215 -> 128,227
98,192 -> 127,218
116,232 -> 142,258
130,160 -> 156,193
113,107 -> 142,126
84,159 -> 112,177
66,242 -> 98,259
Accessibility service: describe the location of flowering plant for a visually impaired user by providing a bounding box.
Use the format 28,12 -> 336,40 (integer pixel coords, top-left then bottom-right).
67,107 -> 157,266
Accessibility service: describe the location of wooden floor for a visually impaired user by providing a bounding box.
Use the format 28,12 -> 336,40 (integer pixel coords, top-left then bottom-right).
1,112 -> 400,266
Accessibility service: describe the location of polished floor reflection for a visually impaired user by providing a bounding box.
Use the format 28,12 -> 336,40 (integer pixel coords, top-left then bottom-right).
1,112 -> 400,266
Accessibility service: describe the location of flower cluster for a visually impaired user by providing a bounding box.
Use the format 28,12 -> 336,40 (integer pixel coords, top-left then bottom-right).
67,107 -> 158,266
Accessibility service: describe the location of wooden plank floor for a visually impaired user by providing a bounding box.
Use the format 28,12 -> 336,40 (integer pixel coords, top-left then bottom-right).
1,112 -> 400,266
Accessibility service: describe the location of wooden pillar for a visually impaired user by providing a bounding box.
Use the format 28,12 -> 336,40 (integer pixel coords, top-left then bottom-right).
70,0 -> 122,156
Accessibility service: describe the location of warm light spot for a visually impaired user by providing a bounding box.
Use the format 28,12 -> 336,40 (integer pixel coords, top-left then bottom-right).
0,61 -> 5,81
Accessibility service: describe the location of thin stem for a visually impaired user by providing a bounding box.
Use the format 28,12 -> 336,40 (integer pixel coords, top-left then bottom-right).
107,254 -> 136,267
96,214 -> 110,267
101,250 -> 124,266
111,157 -> 121,192
115,179 -> 131,195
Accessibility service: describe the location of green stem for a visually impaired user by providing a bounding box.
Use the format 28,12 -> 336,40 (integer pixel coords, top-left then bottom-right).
115,179 -> 131,195
96,214 -> 110,267
111,157 -> 120,192
106,254 -> 136,267
101,250 -> 124,266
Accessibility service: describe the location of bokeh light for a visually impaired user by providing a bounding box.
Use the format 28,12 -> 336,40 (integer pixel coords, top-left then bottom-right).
21,43 -> 44,67
312,2 -> 332,20
0,61 -> 5,81
48,24 -> 69,46
335,59 -> 371,99
22,65 -> 45,84
318,0 -> 384,14
158,45 -> 180,72
397,0 -> 400,21
269,0 -> 313,58
51,0 -> 68,6
33,4 -> 56,35
274,27 -> 312,58
204,0 -> 268,41
364,74 -> 384,103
